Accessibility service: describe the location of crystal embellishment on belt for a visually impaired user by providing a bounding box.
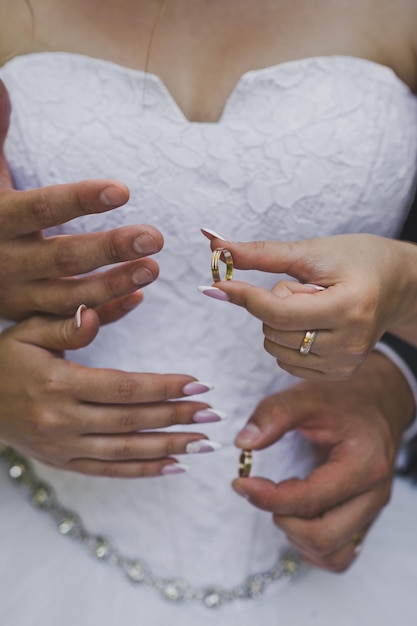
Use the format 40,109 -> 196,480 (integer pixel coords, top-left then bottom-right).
0,443 -> 302,608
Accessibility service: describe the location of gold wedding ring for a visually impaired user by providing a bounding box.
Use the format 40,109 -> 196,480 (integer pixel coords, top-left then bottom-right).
352,533 -> 364,556
239,449 -> 253,477
211,248 -> 234,282
299,330 -> 318,356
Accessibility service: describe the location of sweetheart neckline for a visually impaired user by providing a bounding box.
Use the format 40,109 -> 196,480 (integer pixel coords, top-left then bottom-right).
4,51 -> 414,125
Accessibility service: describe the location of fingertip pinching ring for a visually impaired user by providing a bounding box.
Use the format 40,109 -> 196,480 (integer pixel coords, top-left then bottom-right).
211,248 -> 234,282
239,449 -> 253,477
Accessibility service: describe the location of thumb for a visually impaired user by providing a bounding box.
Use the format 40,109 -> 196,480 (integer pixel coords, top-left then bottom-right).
234,388 -> 310,450
14,305 -> 100,352
0,80 -> 13,189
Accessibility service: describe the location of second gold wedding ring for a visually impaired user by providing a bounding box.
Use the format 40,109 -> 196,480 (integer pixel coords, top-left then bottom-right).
239,450 -> 253,477
211,248 -> 234,282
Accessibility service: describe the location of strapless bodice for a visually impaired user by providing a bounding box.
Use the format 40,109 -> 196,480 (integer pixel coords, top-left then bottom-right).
1,51 -> 417,603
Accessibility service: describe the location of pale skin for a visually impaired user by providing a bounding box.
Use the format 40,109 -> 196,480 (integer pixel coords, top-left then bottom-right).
0,0 -> 416,571
201,231 -> 417,380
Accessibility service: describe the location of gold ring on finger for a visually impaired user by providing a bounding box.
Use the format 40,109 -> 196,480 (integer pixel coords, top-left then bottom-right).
299,330 -> 318,356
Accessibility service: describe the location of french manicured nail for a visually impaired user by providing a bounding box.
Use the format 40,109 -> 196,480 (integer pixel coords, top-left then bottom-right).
100,186 -> 128,207
192,409 -> 227,423
161,463 -> 191,475
198,286 -> 230,301
182,381 -> 214,396
74,304 -> 87,330
185,440 -> 222,454
132,266 -> 154,286
235,423 -> 261,446
200,227 -> 231,242
133,232 -> 159,255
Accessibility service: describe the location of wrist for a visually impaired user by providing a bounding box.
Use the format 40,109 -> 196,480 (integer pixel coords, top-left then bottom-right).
387,240 -> 417,341
364,349 -> 415,443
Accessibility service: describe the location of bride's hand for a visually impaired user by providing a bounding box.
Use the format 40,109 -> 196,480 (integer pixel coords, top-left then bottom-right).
0,80 -> 163,322
0,307 -> 221,478
231,351 -> 414,572
200,229 -> 417,380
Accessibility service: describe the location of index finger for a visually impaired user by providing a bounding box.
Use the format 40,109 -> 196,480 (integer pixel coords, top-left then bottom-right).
0,179 -> 130,240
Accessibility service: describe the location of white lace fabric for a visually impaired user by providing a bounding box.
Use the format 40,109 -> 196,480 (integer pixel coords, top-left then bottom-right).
1,52 -> 417,625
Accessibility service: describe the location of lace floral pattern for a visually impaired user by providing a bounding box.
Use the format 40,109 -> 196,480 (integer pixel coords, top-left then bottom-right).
1,52 -> 417,592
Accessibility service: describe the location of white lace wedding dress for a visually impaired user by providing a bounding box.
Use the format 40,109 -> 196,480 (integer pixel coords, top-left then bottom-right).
1,53 -> 417,626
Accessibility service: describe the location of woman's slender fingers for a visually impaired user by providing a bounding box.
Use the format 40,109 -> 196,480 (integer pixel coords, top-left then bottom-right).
65,458 -> 189,479
78,431 -> 212,461
77,400 -> 216,434
71,367 -> 213,404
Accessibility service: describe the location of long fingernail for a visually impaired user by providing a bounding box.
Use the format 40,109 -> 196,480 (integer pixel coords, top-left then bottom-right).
192,409 -> 227,423
132,266 -> 155,286
200,227 -> 231,242
198,286 -> 230,301
235,423 -> 261,447
182,381 -> 214,396
74,304 -> 87,330
133,232 -> 159,255
100,186 -> 128,207
185,440 -> 222,454
161,463 -> 191,475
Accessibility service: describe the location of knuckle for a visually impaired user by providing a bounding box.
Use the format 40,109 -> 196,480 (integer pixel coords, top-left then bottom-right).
113,376 -> 135,402
119,413 -> 137,431
72,188 -> 91,217
34,366 -> 68,399
305,532 -> 333,556
103,234 -> 124,264
51,246 -> 81,277
294,499 -> 321,520
155,375 -> 172,402
368,456 -> 391,486
167,403 -> 183,426
100,462 -> 123,478
33,411 -> 60,436
164,436 -> 177,457
99,462 -> 148,479
114,441 -> 134,460
31,191 -> 58,228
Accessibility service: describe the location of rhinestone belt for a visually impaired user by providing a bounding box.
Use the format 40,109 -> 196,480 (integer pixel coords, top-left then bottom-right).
0,443 -> 302,609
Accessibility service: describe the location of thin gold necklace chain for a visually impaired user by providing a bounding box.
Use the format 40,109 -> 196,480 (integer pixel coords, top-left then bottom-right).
142,0 -> 169,107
